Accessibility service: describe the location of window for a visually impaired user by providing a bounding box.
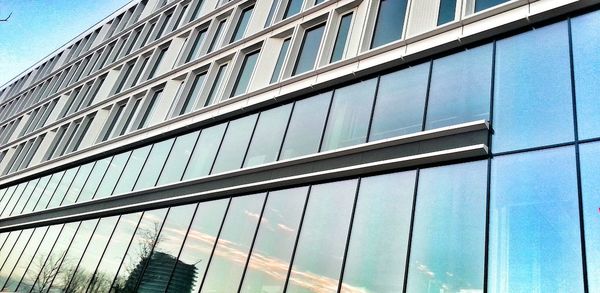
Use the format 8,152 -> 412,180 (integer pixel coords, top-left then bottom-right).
179,73 -> 207,115
94,152 -> 130,199
231,50 -> 260,97
243,104 -> 293,167
211,114 -> 258,174
493,22 -> 573,153
172,4 -> 188,30
321,78 -> 377,151
141,21 -> 157,46
102,103 -> 126,141
157,131 -> 200,185
47,125 -> 68,159
136,89 -> 163,130
204,63 -> 228,106
208,19 -> 227,52
147,46 -> 168,79
279,92 -> 331,159
155,12 -> 173,40
113,146 -> 151,195
293,23 -> 326,76
114,62 -> 135,94
438,0 -> 457,25
579,141 -> 600,292
371,0 -> 408,48
231,6 -> 254,43
119,98 -> 142,136
186,29 -> 207,62
270,38 -> 290,83
182,123 -> 227,179
130,56 -> 150,86
70,114 -> 95,151
133,139 -> 174,190
369,62 -> 429,141
77,157 -> 111,203
264,0 -> 279,27
425,44 -> 492,130
489,147 -> 583,292
475,0 -> 509,12
60,162 -> 95,206
284,0 -> 303,19
125,29 -> 142,56
407,161 -> 486,292
330,13 -> 353,63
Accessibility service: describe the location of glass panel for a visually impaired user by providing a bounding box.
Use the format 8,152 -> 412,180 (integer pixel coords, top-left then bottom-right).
45,167 -> 79,209
279,92 -> 331,160
286,180 -> 357,292
493,22 -> 573,153
134,139 -> 174,190
0,232 -> 20,269
111,209 -> 168,292
113,146 -> 152,195
16,224 -> 62,293
330,13 -> 352,63
138,204 -> 197,292
342,171 -> 416,292
204,63 -> 228,106
34,171 -> 65,211
207,20 -> 226,53
265,0 -> 278,27
65,216 -> 119,293
0,229 -> 35,288
475,0 -> 508,12
240,187 -> 308,293
579,141 -> 600,292
88,213 -> 142,293
61,162 -> 95,206
231,50 -> 260,97
76,157 -> 111,203
284,0 -> 303,19
211,114 -> 258,174
321,79 -> 377,151
426,44 -> 492,130
9,179 -> 38,216
1,183 -> 27,217
437,0 -> 457,25
48,219 -> 99,292
201,193 -> 266,293
186,29 -> 207,62
94,152 -> 130,199
270,39 -> 291,84
158,131 -> 200,185
369,62 -> 429,141
166,199 -> 228,293
231,6 -> 254,42
0,186 -> 17,215
137,89 -> 163,129
489,146 -> 583,292
180,73 -> 207,114
572,10 -> 600,140
406,161 -> 487,292
244,104 -> 292,167
183,124 -> 227,180
293,24 -> 325,76
371,0 -> 408,48
22,176 -> 49,214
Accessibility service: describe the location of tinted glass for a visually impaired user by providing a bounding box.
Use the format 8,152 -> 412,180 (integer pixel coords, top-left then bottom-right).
286,180 -> 357,292
572,10 -> 600,140
0,228 -> 35,288
134,139 -> 174,190
166,199 -> 228,293
493,22 -> 574,153
231,6 -> 253,42
475,0 -> 508,12
2,227 -> 48,291
1,183 -> 27,217
15,224 -> 62,292
293,24 -> 325,76
61,162 -> 95,206
579,141 -> 600,292
181,73 -> 206,114
76,157 -> 111,203
371,0 -> 408,48
158,131 -> 200,185
438,0 -> 457,25
9,179 -> 38,216
369,62 -> 429,141
211,114 -> 258,174
113,146 -> 152,195
240,187 -> 308,292
186,29 -> 207,62
279,92 -> 331,159
244,104 -> 292,167
426,44 -> 492,130
231,50 -> 260,97
321,79 -> 377,151
94,152 -> 130,199
342,171 -> 416,292
201,193 -> 266,292
204,64 -> 228,106
407,161 -> 487,292
330,13 -> 352,63
183,124 -> 227,179
284,0 -> 303,19
489,147 -> 583,292
270,39 -> 290,84
46,168 -> 78,210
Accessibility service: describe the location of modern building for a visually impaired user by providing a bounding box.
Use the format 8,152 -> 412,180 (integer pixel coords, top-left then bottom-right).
0,0 -> 598,292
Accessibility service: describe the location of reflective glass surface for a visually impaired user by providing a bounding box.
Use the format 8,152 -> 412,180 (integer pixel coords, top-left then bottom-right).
34,171 -> 65,211
183,124 -> 227,179
158,131 -> 200,185
211,114 -> 258,174
76,157 -> 111,203
438,0 -> 457,25
244,104 -> 292,167
475,0 -> 508,12
0,228 -> 34,288
61,162 -> 95,206
1,183 -> 27,217
371,0 -> 408,48
94,152 -> 130,199
330,13 -> 352,63
1,227 -> 48,291
134,139 -> 174,190
10,178 -> 38,216
284,0 -> 303,19
270,39 -> 290,84
293,24 -> 325,76
489,147 -> 583,292
16,224 -> 62,292
180,73 -> 206,114
46,167 -> 79,209
231,50 -> 260,97
493,22 -> 573,153
113,145 -> 151,194
231,6 -> 253,42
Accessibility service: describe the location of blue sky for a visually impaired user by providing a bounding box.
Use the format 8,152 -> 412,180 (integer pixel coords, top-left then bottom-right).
0,0 -> 132,86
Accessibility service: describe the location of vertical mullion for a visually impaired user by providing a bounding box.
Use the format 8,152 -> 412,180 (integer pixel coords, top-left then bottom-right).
275,101 -> 295,161
178,129 -> 203,181
64,219 -> 102,292
365,76 -> 381,142
22,224 -> 66,292
208,122 -> 230,175
282,185 -> 312,290
153,139 -> 178,187
240,113 -> 261,168
420,60 -> 434,132
317,92 -> 335,152
45,222 -> 84,289
0,230 -> 33,288
83,215 -> 122,293
108,151 -> 134,196
401,169 -> 420,293
90,156 -> 116,200
14,176 -> 41,216
336,178 -> 362,292
13,227 -> 51,291
237,192 -> 270,292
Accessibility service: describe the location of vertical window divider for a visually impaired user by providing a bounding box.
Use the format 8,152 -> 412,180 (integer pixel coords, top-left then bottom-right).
483,40 -> 496,292
130,144 -> 156,190
0,230 -> 31,289
283,185 -> 312,291
420,60 -> 434,132
178,129 -> 203,181
240,112 -> 261,168
27,176 -> 51,213
208,122 -> 230,175
365,76 -> 381,142
198,197 -> 233,291
45,221 -> 83,288
63,219 -> 102,292
90,156 -> 115,200
152,139 -> 177,187
316,91 -> 335,152
275,101 -> 296,161
401,168 -> 420,293
11,225 -> 49,289
108,152 -> 134,196
72,161 -> 98,203
13,177 -> 41,216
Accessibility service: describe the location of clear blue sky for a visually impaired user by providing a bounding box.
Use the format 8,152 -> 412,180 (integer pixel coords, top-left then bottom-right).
0,0 -> 132,87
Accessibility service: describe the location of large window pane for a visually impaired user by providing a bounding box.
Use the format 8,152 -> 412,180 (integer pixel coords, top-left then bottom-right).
369,62 -> 429,141
240,187 -> 308,292
201,193 -> 266,292
180,73 -> 206,115
244,104 -> 292,167
46,168 -> 79,210
204,63 -> 228,106
342,171 -> 416,292
9,179 -> 38,216
279,92 -> 331,160
231,50 -> 260,97
15,224 -> 62,293
138,204 -> 197,292
2,227 -> 48,291
407,161 -> 487,292
61,162 -> 95,206
293,24 -> 326,76
426,44 -> 492,130
1,183 -> 27,217
211,114 -> 258,174
371,0 -> 408,48
321,79 -> 377,151
183,124 -> 227,180
134,139 -> 174,190
21,176 -> 50,214
88,213 -> 142,293
76,157 -> 111,203
493,22 -> 574,153
0,228 -> 35,288
572,10 -> 600,140
286,180 -> 357,292
0,185 -> 17,215
166,199 -> 228,293
489,147 -> 583,292
438,0 -> 457,25
94,152 -> 130,199
113,146 -> 152,195
158,131 -> 200,185
284,0 -> 303,19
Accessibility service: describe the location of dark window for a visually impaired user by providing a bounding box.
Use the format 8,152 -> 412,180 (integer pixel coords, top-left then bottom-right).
284,0 -> 303,19
475,0 -> 509,12
437,0 -> 457,25
270,38 -> 291,83
293,23 -> 326,76
180,72 -> 206,115
231,50 -> 260,97
330,13 -> 353,63
371,0 -> 408,48
231,6 -> 254,43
